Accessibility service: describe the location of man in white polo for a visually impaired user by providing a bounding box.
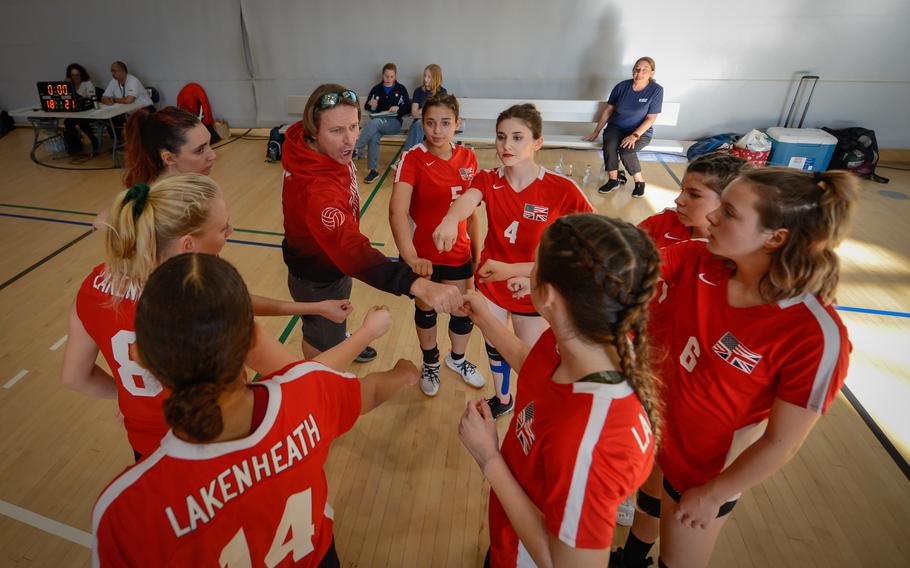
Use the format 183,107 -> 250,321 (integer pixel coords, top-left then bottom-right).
101,61 -> 153,107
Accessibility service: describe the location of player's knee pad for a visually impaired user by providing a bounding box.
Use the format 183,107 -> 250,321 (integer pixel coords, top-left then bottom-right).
637,489 -> 661,518
448,314 -> 474,335
414,306 -> 437,330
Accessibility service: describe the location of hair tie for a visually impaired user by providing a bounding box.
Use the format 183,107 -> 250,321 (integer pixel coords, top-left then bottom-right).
124,183 -> 150,218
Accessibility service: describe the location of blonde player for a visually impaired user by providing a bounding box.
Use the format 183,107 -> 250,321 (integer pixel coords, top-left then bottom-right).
433,103 -> 594,418
459,214 -> 661,567
391,93 -> 485,396
613,168 -> 856,568
92,253 -> 418,567
61,175 -> 352,460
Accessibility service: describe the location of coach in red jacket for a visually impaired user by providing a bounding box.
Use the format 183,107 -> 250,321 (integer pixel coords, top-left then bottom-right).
282,83 -> 463,361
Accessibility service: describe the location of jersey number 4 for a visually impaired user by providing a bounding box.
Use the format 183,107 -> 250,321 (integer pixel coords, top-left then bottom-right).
111,330 -> 163,397
220,488 -> 316,567
503,220 -> 519,244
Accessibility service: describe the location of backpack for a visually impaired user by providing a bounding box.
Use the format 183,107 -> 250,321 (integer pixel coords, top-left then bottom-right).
177,83 -> 215,127
267,125 -> 286,162
686,133 -> 739,161
821,126 -> 889,183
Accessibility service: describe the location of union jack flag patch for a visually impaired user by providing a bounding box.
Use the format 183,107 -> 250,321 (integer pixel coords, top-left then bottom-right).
458,167 -> 475,181
712,332 -> 762,374
523,203 -> 549,222
515,402 -> 536,455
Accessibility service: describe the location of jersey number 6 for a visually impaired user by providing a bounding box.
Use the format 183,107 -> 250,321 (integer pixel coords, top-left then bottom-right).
679,336 -> 700,372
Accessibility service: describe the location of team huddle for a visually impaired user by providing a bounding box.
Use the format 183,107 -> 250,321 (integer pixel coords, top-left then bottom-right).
60,80 -> 856,568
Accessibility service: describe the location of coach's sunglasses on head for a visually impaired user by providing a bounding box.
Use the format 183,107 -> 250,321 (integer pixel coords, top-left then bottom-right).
314,90 -> 358,117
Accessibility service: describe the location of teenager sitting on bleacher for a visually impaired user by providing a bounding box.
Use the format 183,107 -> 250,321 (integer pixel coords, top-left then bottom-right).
355,62 -> 410,183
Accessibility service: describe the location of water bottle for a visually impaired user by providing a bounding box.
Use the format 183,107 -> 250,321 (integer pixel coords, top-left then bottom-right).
582,164 -> 592,185
599,164 -> 607,182
554,156 -> 564,174
566,163 -> 574,177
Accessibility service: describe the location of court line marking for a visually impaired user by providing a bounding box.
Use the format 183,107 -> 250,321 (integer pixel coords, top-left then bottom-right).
50,335 -> 68,351
0,499 -> 91,548
3,369 -> 29,389
0,228 -> 94,292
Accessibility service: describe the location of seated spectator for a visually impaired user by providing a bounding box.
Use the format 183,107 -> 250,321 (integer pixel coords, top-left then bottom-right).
63,63 -> 99,154
355,62 -> 410,183
100,61 -> 153,107
402,64 -> 447,151
584,56 -> 663,198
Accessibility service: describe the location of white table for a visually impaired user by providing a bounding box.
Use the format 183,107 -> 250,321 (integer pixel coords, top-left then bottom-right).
9,101 -> 146,167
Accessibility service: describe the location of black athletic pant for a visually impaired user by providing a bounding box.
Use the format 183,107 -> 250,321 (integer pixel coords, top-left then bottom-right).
602,124 -> 651,175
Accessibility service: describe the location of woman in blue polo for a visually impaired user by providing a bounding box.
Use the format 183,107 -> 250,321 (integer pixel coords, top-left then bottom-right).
585,57 -> 663,198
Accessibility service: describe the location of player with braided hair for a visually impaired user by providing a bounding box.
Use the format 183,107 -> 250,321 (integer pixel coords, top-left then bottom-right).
459,213 -> 661,568
639,152 -> 746,248
612,168 -> 857,568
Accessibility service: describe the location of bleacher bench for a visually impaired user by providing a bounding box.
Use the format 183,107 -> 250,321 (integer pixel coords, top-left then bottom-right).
287,95 -> 683,154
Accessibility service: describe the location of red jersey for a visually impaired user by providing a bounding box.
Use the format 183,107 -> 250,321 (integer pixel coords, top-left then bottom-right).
488,329 -> 654,567
282,122 -> 417,295
394,142 -> 477,266
638,208 -> 694,248
92,360 -> 361,567
473,167 -> 594,312
654,241 -> 851,492
76,263 -> 167,457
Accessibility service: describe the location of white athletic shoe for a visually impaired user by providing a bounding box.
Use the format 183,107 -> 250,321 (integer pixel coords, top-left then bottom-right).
616,496 -> 636,527
420,362 -> 441,397
444,353 -> 486,388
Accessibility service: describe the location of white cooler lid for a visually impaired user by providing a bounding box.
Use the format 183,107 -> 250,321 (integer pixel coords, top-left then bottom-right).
766,127 -> 837,145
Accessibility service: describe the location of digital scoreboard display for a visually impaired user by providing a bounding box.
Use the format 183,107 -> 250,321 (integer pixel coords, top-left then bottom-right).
37,81 -> 87,112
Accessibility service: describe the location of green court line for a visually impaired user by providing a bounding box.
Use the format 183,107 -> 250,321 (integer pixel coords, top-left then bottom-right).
278,315 -> 300,343
359,145 -> 404,217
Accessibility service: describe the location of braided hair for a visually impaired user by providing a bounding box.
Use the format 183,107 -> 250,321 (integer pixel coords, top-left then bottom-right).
536,213 -> 663,444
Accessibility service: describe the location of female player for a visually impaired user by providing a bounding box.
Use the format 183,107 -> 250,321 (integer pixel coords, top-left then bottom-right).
93,106 -> 216,229
92,253 -> 418,567
638,152 -> 746,247
61,174 -> 353,460
458,213 -> 661,568
613,168 -> 856,568
391,93 -> 485,396
433,103 -> 594,418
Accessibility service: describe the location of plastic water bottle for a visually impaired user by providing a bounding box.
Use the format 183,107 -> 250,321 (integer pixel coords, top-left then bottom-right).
616,496 -> 635,527
599,164 -> 607,182
566,163 -> 574,177
554,156 -> 564,174
582,164 -> 592,185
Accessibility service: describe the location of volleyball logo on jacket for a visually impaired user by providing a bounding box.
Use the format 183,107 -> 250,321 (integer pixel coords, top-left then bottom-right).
321,207 -> 346,230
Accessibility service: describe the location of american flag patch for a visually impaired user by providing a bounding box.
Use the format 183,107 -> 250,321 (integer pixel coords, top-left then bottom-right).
523,203 -> 549,222
458,167 -> 475,181
712,332 -> 762,374
515,402 -> 536,455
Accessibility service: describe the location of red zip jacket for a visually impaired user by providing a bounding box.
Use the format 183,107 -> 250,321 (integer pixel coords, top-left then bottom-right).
281,121 -> 418,295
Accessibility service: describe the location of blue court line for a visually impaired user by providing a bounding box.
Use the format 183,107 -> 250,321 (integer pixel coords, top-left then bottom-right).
835,306 -> 910,319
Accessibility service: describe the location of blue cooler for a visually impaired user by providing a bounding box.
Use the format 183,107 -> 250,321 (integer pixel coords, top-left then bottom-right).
766,127 -> 837,171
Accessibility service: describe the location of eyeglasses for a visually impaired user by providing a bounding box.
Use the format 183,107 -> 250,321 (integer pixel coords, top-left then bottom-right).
314,90 -> 358,118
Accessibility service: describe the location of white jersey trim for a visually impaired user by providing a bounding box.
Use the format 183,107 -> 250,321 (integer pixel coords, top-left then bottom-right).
557,381 -> 632,547
517,539 -> 537,567
394,146 -> 419,183
801,296 -> 842,413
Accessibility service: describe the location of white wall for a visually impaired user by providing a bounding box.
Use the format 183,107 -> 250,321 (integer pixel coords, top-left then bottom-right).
2,0 -> 907,146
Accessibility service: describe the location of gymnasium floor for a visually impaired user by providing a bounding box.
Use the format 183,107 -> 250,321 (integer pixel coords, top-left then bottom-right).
0,127 -> 908,567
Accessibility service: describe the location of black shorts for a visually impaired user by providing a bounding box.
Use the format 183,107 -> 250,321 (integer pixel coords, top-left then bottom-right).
430,260 -> 473,282
287,272 -> 352,351
663,477 -> 738,518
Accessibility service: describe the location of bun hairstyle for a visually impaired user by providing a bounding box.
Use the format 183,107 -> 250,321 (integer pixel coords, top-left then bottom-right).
135,253 -> 254,442
422,93 -> 460,120
685,152 -> 748,195
536,213 -> 663,444
124,106 -> 201,187
302,83 -> 362,141
104,173 -> 220,297
496,103 -> 543,140
738,168 -> 858,304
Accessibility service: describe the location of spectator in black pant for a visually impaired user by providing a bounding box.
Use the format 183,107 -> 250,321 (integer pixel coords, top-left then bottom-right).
63,63 -> 99,154
584,57 -> 663,198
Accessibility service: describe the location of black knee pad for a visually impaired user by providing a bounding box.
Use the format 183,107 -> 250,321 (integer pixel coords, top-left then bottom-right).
414,306 -> 437,329
448,314 -> 474,335
485,342 -> 503,361
637,489 -> 661,518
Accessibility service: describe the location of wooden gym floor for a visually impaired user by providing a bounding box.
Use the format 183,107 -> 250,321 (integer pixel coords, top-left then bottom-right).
0,127 -> 908,567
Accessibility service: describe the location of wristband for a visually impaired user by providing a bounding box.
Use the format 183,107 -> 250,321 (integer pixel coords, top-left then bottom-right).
632,132 -> 641,140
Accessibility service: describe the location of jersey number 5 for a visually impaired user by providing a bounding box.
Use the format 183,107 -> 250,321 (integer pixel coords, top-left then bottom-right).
111,330 -> 163,397
220,488 -> 316,568
679,336 -> 700,372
